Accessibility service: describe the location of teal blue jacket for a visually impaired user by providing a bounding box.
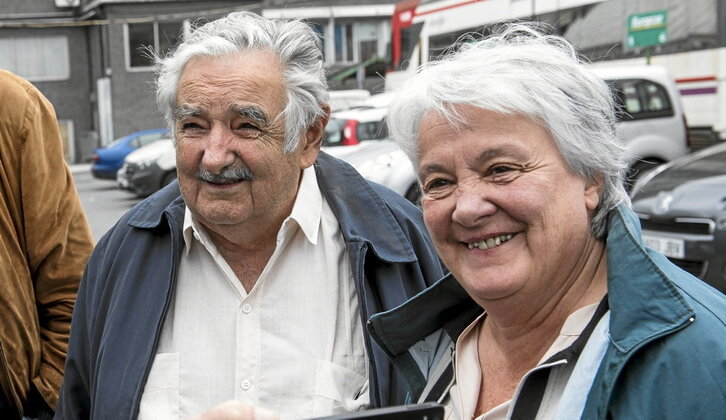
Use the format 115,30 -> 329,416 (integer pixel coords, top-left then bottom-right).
368,205 -> 726,419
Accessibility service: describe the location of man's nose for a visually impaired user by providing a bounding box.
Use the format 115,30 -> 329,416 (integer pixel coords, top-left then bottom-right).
201,125 -> 237,172
451,182 -> 497,227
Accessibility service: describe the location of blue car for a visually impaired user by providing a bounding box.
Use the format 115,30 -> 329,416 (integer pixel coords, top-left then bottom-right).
91,128 -> 171,179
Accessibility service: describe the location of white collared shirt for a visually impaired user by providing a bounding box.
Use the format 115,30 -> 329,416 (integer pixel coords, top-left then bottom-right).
138,166 -> 369,420
446,303 -> 600,420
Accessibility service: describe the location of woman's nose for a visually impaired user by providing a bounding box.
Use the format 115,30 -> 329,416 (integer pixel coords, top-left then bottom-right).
451,183 -> 497,227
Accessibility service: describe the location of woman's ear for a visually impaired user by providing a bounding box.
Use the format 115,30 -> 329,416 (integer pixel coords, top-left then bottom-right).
584,176 -> 604,211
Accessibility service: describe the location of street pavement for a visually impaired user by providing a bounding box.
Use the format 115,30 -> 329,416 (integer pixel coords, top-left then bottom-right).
71,164 -> 142,242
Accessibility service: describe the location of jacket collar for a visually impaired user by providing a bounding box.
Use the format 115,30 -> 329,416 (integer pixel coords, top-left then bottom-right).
315,151 -> 419,263
127,181 -> 185,231
369,272 -> 480,358
604,205 -> 694,353
125,151 -> 418,264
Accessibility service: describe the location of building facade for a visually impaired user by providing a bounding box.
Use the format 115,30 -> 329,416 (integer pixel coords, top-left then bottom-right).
1,0 -> 393,163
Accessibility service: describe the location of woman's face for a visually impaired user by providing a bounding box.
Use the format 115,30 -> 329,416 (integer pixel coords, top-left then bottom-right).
417,107 -> 602,307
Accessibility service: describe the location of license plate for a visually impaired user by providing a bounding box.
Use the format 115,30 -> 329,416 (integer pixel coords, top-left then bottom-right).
642,233 -> 685,259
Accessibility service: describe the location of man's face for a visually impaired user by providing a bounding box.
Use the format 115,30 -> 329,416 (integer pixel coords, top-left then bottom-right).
174,51 -> 320,239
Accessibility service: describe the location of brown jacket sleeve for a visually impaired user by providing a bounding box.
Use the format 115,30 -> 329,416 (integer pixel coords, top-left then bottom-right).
23,84 -> 94,410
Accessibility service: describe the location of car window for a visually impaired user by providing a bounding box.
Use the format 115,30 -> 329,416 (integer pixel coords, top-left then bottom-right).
609,79 -> 674,121
137,131 -> 170,147
106,137 -> 126,148
323,119 -> 345,146
357,120 -> 387,141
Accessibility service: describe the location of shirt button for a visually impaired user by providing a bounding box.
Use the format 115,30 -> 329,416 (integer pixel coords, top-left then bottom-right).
242,304 -> 252,314
240,379 -> 251,390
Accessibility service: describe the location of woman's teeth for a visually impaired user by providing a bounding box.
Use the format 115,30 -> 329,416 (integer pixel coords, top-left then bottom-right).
467,234 -> 514,250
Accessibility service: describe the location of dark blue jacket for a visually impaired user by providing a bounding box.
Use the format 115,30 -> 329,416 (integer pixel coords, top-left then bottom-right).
56,152 -> 444,419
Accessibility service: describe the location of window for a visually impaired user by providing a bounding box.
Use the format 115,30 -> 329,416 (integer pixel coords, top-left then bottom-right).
310,23 -> 326,61
610,79 -> 674,121
357,120 -> 387,141
0,36 -> 69,81
334,23 -> 358,63
130,130 -> 170,148
358,22 -> 378,62
126,21 -> 184,70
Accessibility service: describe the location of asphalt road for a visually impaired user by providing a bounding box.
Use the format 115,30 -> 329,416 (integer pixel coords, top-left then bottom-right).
72,166 -> 142,242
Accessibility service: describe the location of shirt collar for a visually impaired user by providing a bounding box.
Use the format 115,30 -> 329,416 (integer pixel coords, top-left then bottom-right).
182,166 -> 322,254
285,165 -> 322,245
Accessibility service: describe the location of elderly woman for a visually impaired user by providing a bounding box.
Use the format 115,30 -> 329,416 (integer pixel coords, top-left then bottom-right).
368,24 -> 726,419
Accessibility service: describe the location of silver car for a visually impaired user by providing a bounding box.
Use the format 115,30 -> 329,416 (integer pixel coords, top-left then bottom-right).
631,142 -> 726,293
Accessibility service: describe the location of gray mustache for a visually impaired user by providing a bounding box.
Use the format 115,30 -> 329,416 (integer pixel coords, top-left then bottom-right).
197,167 -> 254,184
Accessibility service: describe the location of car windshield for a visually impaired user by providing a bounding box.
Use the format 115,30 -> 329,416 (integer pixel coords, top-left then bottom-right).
357,120 -> 387,141
137,131 -> 170,147
106,137 -> 127,148
323,119 -> 345,146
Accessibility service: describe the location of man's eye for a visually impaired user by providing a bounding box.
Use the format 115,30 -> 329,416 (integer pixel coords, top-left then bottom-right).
236,123 -> 259,131
424,178 -> 450,192
181,122 -> 202,130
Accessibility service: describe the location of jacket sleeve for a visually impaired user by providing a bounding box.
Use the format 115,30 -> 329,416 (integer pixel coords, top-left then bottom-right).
21,87 -> 93,410
54,253 -> 99,420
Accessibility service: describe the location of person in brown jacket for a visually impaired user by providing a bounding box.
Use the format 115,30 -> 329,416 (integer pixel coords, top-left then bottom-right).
0,69 -> 93,419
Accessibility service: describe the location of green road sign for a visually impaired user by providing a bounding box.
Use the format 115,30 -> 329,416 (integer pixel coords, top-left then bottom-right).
627,10 -> 668,49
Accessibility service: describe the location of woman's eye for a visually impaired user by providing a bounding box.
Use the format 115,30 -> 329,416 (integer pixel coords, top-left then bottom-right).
491,165 -> 514,175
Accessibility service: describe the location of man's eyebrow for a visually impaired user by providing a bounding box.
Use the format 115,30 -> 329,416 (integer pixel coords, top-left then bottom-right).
173,106 -> 201,120
232,105 -> 268,125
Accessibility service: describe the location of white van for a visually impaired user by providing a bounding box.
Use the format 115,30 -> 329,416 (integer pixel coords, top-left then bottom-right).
590,65 -> 690,180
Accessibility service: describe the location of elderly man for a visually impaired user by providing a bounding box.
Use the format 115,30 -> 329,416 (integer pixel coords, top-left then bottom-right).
56,11 -> 443,420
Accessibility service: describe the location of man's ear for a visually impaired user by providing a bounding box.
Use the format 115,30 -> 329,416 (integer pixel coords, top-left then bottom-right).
298,104 -> 330,168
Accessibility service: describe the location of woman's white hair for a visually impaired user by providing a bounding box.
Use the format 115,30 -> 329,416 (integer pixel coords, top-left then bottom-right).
387,22 -> 631,238
155,11 -> 328,154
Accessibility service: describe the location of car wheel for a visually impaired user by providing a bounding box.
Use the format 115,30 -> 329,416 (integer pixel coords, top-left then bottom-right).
626,158 -> 665,190
161,171 -> 177,189
404,183 -> 422,207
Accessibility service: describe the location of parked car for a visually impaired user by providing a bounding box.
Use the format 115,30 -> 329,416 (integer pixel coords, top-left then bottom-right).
323,106 -> 389,147
324,140 -> 420,204
630,141 -> 726,293
591,65 -> 689,181
91,128 -> 170,179
117,138 -> 176,197
327,89 -> 371,112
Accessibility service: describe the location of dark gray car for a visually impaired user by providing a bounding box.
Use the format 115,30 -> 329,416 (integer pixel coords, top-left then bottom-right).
631,142 -> 726,293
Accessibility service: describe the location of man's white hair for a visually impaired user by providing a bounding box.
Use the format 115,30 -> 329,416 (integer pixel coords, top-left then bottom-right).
155,11 -> 328,154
